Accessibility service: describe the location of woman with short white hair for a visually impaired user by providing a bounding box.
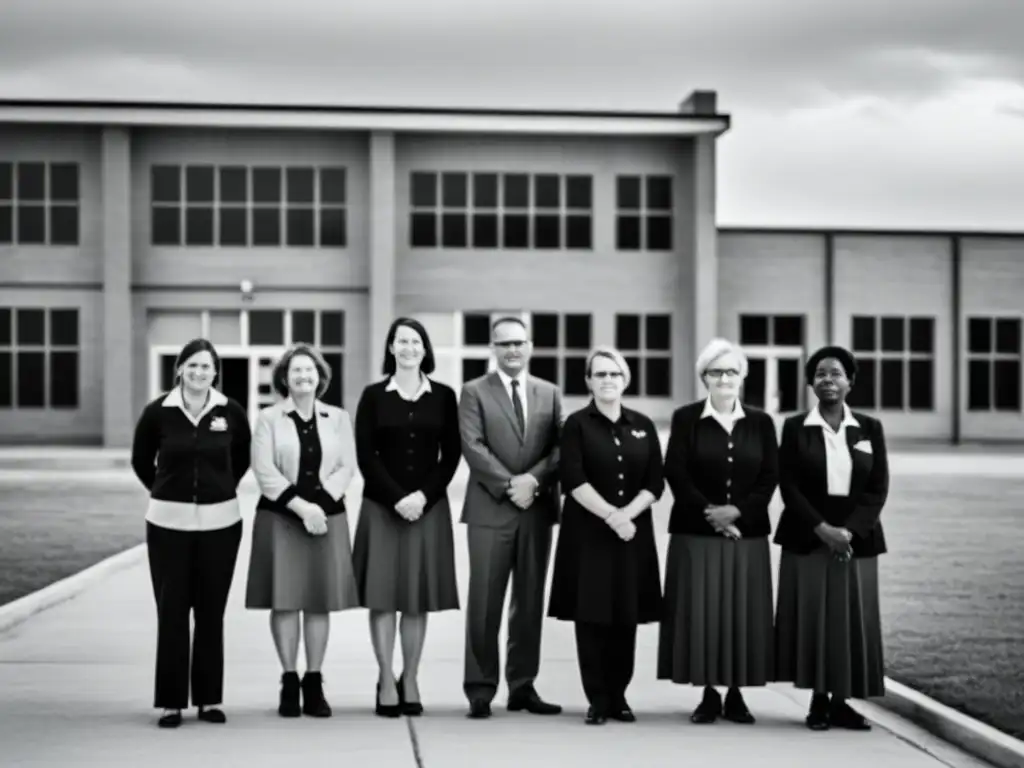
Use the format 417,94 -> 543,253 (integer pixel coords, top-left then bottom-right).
657,337 -> 779,725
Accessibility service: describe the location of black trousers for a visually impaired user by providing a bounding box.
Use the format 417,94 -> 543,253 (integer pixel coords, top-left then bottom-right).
146,521 -> 242,709
574,621 -> 638,712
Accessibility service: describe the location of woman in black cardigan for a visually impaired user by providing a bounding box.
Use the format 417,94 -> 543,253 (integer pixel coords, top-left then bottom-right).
657,338 -> 778,724
774,345 -> 889,731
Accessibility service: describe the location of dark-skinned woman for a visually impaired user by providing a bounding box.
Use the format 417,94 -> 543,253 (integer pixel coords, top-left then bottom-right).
773,345 -> 890,732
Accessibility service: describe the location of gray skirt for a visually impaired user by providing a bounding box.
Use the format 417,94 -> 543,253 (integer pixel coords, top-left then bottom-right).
657,534 -> 774,687
774,548 -> 886,699
352,496 -> 460,614
244,508 -> 360,613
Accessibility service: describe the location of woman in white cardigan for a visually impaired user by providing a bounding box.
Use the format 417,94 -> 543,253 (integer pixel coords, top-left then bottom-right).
244,343 -> 360,719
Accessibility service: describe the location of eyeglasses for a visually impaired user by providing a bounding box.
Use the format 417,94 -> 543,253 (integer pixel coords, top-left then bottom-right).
591,371 -> 624,379
493,340 -> 528,349
705,368 -> 741,379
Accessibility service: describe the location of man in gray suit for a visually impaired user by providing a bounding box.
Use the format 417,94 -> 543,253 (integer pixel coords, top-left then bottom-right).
459,316 -> 564,719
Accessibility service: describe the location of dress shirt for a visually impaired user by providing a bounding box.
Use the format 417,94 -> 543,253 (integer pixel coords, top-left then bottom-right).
496,368 -> 528,429
700,397 -> 746,435
386,374 -> 432,402
803,403 -> 860,497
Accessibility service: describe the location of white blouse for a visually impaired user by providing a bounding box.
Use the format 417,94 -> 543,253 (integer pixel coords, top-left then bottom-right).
803,404 -> 860,497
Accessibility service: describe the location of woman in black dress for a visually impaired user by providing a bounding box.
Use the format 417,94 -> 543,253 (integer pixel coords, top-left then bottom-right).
774,345 -> 890,731
548,345 -> 665,726
657,338 -> 778,724
352,318 -> 462,717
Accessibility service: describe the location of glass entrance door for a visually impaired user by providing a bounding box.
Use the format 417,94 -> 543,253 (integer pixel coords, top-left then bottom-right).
742,346 -> 804,416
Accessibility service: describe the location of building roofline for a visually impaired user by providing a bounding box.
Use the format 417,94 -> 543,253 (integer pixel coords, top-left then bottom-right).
718,225 -> 1024,239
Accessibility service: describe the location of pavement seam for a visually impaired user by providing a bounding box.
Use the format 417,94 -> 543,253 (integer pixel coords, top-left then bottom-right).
405,715 -> 425,768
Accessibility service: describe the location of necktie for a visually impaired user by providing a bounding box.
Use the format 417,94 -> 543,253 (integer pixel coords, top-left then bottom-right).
510,379 -> 525,433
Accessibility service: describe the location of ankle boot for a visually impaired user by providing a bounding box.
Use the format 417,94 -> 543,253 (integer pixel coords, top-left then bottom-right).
301,672 -> 333,718
279,672 -> 301,718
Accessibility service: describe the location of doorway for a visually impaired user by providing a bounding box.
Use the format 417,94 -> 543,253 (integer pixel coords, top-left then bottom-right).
743,345 -> 804,416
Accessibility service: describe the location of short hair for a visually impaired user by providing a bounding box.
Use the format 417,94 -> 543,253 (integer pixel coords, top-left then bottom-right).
491,315 -> 528,337
381,317 -> 436,376
695,337 -> 749,383
585,345 -> 632,390
272,343 -> 332,399
805,345 -> 858,385
174,338 -> 220,387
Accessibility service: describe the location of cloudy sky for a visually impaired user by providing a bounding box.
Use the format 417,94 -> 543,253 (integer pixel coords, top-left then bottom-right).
1,0 -> 1022,230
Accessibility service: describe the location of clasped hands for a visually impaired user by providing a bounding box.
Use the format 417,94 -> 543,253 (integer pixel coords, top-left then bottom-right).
705,504 -> 742,540
815,522 -> 854,562
394,491 -> 428,522
296,500 -> 329,536
506,474 -> 540,510
604,508 -> 637,542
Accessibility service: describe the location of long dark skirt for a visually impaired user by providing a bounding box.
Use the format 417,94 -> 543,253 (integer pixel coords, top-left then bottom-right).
774,548 -> 886,699
352,496 -> 460,614
657,534 -> 774,687
245,508 -> 360,613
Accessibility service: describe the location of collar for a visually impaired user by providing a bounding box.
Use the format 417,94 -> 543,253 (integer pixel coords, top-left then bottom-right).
162,387 -> 227,410
496,368 -> 528,390
585,399 -> 634,425
804,403 -> 859,433
700,397 -> 746,422
386,375 -> 432,402
281,396 -> 324,415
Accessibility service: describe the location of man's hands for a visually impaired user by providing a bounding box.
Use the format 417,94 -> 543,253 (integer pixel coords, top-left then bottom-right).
506,474 -> 540,510
705,504 -> 742,540
395,491 -> 428,522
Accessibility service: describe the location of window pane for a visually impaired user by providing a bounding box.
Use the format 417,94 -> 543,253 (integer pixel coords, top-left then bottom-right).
534,175 -> 559,208
292,310 -> 315,343
773,315 -> 804,346
219,167 -> 247,203
880,358 -> 904,408
462,357 -> 489,383
622,355 -> 640,396
533,214 -> 559,249
160,354 -> 177,392
565,314 -> 591,350
0,162 -> 11,199
778,358 -> 801,412
411,172 -> 436,207
848,358 -> 876,408
967,359 -> 991,410
18,163 -> 45,200
442,173 -> 467,208
441,213 -> 467,247
49,309 -> 78,345
645,357 -> 671,396
616,176 -> 641,210
249,310 -> 285,345
503,174 -> 529,208
17,350 -> 45,407
152,206 -> 181,245
530,355 -> 558,385
472,214 -> 498,248
0,352 -> 10,407
967,317 -> 992,353
994,360 -> 1021,411
0,204 -> 11,243
617,215 -> 641,250
185,206 -> 214,245
152,166 -> 180,202
645,315 -> 671,351
320,168 -> 346,204
531,313 -> 559,349
463,314 -> 491,346
564,356 -> 589,396
320,208 -> 346,247
321,352 -> 344,407
18,205 -> 45,244
252,168 -> 281,203
743,358 -> 766,408
185,166 -> 214,203
646,215 -> 672,250
17,308 -> 45,345
320,311 -> 345,347
566,175 -> 592,209
739,315 -> 769,345
286,208 -> 315,247
410,212 -> 437,247
503,214 -> 529,248
880,317 -> 905,352
219,208 -> 247,246
473,174 -> 498,208
0,308 -> 9,344
646,176 -> 672,210
909,359 -> 934,410
49,163 -> 79,201
851,316 -> 876,352
50,205 -> 79,245
252,207 -> 281,246
909,317 -> 934,353
286,167 -> 315,204
49,351 -> 78,408
995,319 -> 1020,355
616,315 -> 640,350
566,215 -> 591,249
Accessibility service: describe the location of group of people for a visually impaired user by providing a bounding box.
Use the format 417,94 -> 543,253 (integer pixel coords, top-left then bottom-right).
130,315 -> 890,733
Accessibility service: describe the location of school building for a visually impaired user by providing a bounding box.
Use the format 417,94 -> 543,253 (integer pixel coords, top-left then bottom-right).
0,92 -> 1022,447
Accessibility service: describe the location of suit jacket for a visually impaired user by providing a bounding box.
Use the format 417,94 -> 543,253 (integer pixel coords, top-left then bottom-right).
773,409 -> 889,557
458,371 -> 564,528
251,397 -> 358,514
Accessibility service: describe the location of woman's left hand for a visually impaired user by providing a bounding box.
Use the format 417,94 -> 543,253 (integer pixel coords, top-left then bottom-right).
705,505 -> 740,529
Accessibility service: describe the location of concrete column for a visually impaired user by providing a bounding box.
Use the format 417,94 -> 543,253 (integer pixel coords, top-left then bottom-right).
369,131 -> 397,375
101,126 -> 133,448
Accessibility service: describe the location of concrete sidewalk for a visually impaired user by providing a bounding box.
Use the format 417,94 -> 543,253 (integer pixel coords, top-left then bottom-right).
0,483 -> 999,768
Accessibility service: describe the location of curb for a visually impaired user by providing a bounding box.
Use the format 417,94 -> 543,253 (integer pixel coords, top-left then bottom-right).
0,544 -> 148,636
877,678 -> 1024,768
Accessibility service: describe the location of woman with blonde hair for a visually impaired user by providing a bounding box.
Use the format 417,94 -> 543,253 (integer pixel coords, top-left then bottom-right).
548,346 -> 665,726
657,338 -> 779,725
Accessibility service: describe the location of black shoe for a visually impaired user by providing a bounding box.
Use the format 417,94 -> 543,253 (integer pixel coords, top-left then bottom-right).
376,681 -> 402,718
157,710 -> 183,728
278,672 -> 301,718
467,699 -> 492,719
806,693 -> 831,731
585,706 -> 607,725
301,672 -> 332,718
690,687 -> 722,724
609,701 -> 636,723
723,688 -> 755,724
197,706 -> 227,724
397,675 -> 423,717
507,689 -> 562,715
830,700 -> 871,731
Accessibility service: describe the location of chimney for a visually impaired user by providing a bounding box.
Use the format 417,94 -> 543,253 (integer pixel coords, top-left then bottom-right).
678,90 -> 718,116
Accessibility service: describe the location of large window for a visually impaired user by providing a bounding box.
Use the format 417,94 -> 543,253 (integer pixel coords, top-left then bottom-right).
150,165 -> 347,247
615,175 -> 673,251
738,314 -> 805,413
967,316 -> 1021,411
530,313 -> 591,395
615,313 -> 672,397
847,315 -> 934,411
0,307 -> 79,409
0,162 -> 80,245
409,172 -> 592,250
